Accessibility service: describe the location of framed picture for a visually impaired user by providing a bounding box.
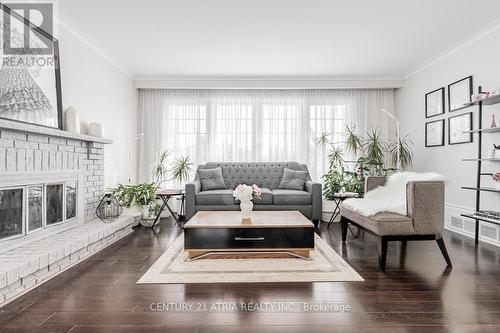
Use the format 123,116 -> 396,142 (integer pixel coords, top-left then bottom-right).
448,76 -> 473,112
425,87 -> 445,118
0,4 -> 63,129
448,112 -> 473,145
425,119 -> 445,147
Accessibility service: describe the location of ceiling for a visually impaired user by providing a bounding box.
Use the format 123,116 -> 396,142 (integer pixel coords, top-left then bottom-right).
59,0 -> 500,78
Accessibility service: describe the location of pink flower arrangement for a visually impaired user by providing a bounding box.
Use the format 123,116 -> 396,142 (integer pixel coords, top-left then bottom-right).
493,173 -> 500,182
252,184 -> 262,197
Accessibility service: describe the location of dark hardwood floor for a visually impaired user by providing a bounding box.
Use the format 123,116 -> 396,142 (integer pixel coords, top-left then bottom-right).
1,217 -> 499,333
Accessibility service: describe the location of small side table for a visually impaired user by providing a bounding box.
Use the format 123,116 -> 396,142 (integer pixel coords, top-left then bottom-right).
151,189 -> 186,228
327,192 -> 359,229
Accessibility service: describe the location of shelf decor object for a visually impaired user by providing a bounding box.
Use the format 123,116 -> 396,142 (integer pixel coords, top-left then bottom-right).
96,194 -> 123,223
449,112 -> 473,145
425,119 -> 445,147
425,87 -> 445,118
461,85 -> 500,244
448,76 -> 473,112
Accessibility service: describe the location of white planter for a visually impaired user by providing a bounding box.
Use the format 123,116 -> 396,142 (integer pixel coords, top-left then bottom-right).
122,206 -> 141,226
495,182 -> 500,191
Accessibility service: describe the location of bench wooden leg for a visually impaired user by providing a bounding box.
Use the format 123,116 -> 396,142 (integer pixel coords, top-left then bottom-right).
341,216 -> 348,242
436,237 -> 452,267
378,237 -> 388,272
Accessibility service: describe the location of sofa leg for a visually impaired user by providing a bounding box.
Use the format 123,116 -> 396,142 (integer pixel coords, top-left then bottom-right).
401,240 -> 407,247
378,237 -> 388,272
341,216 -> 348,242
436,237 -> 452,267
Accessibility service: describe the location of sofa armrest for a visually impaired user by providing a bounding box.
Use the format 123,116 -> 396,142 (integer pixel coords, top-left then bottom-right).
365,176 -> 386,194
306,180 -> 322,221
185,181 -> 201,220
406,181 -> 445,235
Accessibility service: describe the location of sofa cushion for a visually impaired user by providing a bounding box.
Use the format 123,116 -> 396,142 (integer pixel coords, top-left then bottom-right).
254,188 -> 273,204
272,189 -> 311,205
278,168 -> 308,190
196,189 -> 235,205
340,205 -> 414,236
197,167 -> 226,191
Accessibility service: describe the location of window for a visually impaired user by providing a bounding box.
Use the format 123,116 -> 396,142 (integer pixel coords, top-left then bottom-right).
157,98 -> 346,183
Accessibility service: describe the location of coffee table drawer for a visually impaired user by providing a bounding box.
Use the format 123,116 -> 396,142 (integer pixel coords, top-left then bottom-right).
184,227 -> 314,250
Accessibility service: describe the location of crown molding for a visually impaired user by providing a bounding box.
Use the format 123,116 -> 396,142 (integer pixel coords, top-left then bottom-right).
133,76 -> 404,89
405,17 -> 500,79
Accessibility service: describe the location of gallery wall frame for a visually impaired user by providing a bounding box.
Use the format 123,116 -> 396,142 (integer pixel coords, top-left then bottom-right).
448,76 -> 473,112
425,119 -> 445,147
425,87 -> 445,118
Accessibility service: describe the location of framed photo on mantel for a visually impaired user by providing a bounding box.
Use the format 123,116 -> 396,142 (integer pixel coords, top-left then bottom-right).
0,4 -> 63,129
425,119 -> 445,147
425,87 -> 445,118
448,76 -> 473,112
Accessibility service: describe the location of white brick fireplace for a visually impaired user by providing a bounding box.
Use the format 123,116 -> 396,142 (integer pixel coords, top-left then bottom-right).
0,119 -> 136,305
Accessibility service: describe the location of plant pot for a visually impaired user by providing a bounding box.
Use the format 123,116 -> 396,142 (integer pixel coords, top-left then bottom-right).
122,206 -> 141,226
322,199 -> 338,222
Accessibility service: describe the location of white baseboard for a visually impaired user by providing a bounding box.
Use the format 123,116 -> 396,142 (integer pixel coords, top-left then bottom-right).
445,203 -> 500,247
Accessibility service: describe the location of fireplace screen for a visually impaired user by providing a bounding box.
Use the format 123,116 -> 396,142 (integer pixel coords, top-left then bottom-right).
0,188 -> 23,240
0,180 -> 78,241
46,184 -> 63,225
28,186 -> 43,232
66,182 -> 77,220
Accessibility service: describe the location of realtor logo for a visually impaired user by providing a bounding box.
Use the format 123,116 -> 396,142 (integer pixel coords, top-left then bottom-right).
2,2 -> 54,55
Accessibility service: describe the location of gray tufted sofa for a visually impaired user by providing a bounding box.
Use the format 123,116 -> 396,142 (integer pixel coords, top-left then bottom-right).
185,162 -> 322,222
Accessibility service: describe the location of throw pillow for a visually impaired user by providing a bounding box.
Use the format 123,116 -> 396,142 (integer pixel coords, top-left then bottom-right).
278,168 -> 308,191
197,167 -> 226,191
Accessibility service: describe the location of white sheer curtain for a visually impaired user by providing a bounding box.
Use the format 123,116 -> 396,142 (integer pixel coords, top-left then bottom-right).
138,89 -> 395,186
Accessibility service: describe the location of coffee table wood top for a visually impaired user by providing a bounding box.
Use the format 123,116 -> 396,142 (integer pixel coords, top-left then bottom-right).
185,211 -> 313,228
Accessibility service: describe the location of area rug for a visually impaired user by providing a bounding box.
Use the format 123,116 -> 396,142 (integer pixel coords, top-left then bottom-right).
137,234 -> 363,283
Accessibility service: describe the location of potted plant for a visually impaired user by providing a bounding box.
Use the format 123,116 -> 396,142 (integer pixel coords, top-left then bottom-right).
111,183 -> 158,226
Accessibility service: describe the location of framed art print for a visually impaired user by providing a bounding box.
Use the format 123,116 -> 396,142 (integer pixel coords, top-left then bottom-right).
425,87 -> 445,118
0,3 -> 63,129
448,112 -> 473,145
448,76 -> 473,112
425,119 -> 445,147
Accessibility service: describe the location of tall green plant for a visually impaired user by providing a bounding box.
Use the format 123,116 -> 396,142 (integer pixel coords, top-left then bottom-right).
170,155 -> 193,184
345,125 -> 364,156
389,134 -> 413,170
364,129 -> 386,167
151,150 -> 170,184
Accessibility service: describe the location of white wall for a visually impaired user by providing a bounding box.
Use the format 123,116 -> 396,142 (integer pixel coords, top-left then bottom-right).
58,26 -> 139,188
395,27 -> 500,246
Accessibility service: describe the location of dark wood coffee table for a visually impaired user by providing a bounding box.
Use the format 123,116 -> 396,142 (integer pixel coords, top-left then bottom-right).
184,211 -> 315,260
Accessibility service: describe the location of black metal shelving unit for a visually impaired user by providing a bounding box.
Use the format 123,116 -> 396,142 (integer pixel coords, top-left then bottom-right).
461,86 -> 500,245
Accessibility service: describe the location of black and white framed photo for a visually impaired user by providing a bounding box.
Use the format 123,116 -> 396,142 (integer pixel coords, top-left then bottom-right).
448,112 -> 473,145
425,87 -> 445,118
448,76 -> 473,112
425,119 -> 445,147
0,4 -> 63,129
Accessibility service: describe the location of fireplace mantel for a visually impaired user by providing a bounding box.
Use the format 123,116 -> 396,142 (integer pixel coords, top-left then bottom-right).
0,119 -> 113,144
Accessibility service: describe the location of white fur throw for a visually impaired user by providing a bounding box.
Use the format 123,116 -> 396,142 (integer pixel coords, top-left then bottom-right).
342,172 -> 446,217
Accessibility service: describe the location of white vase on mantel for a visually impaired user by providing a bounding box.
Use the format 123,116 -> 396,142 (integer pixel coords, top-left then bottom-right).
240,199 -> 253,219
64,106 -> 80,134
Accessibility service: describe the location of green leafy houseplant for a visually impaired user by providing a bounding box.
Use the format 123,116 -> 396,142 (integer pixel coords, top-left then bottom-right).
111,183 -> 159,222
316,125 -> 414,199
